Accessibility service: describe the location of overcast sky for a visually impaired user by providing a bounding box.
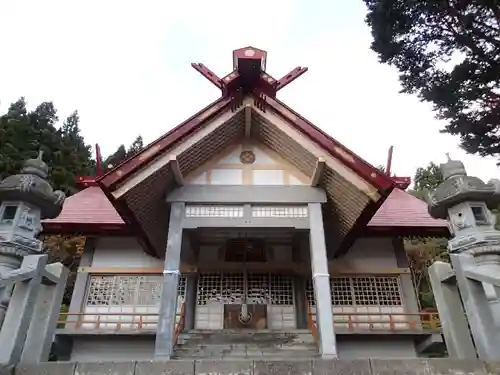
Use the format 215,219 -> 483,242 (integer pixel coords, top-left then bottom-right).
1,0 -> 499,183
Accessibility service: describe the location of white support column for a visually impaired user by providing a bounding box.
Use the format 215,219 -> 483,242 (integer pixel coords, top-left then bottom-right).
154,202 -> 185,360
308,203 -> 337,358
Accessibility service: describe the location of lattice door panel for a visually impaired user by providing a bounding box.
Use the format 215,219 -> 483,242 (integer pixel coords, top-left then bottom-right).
306,276 -> 407,331
195,272 -> 296,330
83,274 -> 186,330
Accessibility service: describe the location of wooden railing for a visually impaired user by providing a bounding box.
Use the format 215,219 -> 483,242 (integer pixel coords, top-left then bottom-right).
307,311 -> 440,332
57,310 -> 182,332
306,308 -> 440,349
307,302 -> 318,348
57,309 -> 440,334
172,302 -> 186,346
328,311 -> 441,331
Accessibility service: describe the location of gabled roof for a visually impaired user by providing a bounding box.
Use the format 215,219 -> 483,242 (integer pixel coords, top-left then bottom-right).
97,95 -> 394,193
42,186 -> 448,235
42,46 -> 448,254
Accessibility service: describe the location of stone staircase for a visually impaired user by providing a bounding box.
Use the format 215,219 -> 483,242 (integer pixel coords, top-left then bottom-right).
173,329 -> 318,360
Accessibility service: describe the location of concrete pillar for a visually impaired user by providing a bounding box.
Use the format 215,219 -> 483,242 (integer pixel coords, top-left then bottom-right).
20,262 -> 69,363
184,273 -> 198,330
154,202 -> 185,360
0,255 -> 47,366
308,203 -> 337,358
67,238 -> 95,327
451,253 -> 500,360
428,261 -> 477,359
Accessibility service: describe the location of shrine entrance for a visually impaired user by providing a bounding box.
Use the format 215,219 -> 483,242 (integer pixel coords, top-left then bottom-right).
192,233 -> 299,330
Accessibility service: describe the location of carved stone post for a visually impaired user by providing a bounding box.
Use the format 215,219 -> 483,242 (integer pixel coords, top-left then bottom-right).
0,152 -> 66,328
427,156 -> 500,360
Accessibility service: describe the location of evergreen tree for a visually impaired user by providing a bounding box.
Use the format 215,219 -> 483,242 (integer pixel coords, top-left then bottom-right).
128,135 -> 144,156
0,99 -> 93,195
101,135 -> 144,172
7,97 -> 27,119
364,0 -> 500,158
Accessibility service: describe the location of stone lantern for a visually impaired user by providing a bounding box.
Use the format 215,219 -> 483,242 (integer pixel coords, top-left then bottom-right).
427,155 -> 500,360
428,155 -> 500,257
0,152 -> 66,327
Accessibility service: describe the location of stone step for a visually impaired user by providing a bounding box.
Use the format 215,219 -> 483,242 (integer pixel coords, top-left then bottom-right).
174,330 -> 318,359
178,329 -> 315,344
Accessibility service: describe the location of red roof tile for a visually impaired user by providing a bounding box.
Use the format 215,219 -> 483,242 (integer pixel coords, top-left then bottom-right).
43,186 -> 124,226
43,186 -> 447,232
369,188 -> 446,228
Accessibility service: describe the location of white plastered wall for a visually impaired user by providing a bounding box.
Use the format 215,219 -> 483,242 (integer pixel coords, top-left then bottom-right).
185,141 -> 309,186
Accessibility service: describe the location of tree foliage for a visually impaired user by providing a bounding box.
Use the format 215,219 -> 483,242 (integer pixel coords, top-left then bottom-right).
0,99 -> 94,196
364,0 -> 500,157
0,98 -> 144,305
408,162 -> 445,200
403,161 -> 448,310
101,135 -> 143,173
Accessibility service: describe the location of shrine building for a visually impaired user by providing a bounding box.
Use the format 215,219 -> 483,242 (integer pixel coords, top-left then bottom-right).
41,47 -> 449,361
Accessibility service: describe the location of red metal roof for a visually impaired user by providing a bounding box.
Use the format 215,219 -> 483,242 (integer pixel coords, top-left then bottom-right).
43,186 -> 126,233
370,188 -> 446,228
42,186 -> 446,233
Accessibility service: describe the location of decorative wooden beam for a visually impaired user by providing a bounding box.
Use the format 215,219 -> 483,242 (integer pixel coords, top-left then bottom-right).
310,157 -> 326,186
244,105 -> 252,138
169,155 -> 184,186
276,67 -> 308,92
77,264 -> 410,276
191,63 -> 223,90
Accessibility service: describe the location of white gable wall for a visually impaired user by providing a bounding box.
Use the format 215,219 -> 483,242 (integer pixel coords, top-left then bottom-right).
342,237 -> 399,267
185,142 -> 309,186
91,237 -> 163,268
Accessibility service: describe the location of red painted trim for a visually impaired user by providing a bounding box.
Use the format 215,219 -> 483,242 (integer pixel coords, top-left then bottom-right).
276,67 -> 308,92
392,176 -> 411,190
42,222 -> 130,235
259,93 -> 395,191
363,226 -> 450,238
386,146 -> 393,176
98,97 -> 232,189
96,143 -> 103,177
191,63 -> 223,90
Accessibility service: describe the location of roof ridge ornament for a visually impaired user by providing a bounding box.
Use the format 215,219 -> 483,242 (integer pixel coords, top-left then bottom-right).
191,46 -> 308,98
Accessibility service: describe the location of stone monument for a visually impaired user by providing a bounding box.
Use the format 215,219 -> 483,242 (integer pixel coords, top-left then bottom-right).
427,155 -> 500,360
0,151 -> 66,327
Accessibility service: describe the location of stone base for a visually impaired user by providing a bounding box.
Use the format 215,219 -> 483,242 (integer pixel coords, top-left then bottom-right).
12,358 -> 495,375
174,330 -> 317,359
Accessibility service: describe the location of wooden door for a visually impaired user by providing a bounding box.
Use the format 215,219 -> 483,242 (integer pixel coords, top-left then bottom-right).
223,304 -> 267,329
